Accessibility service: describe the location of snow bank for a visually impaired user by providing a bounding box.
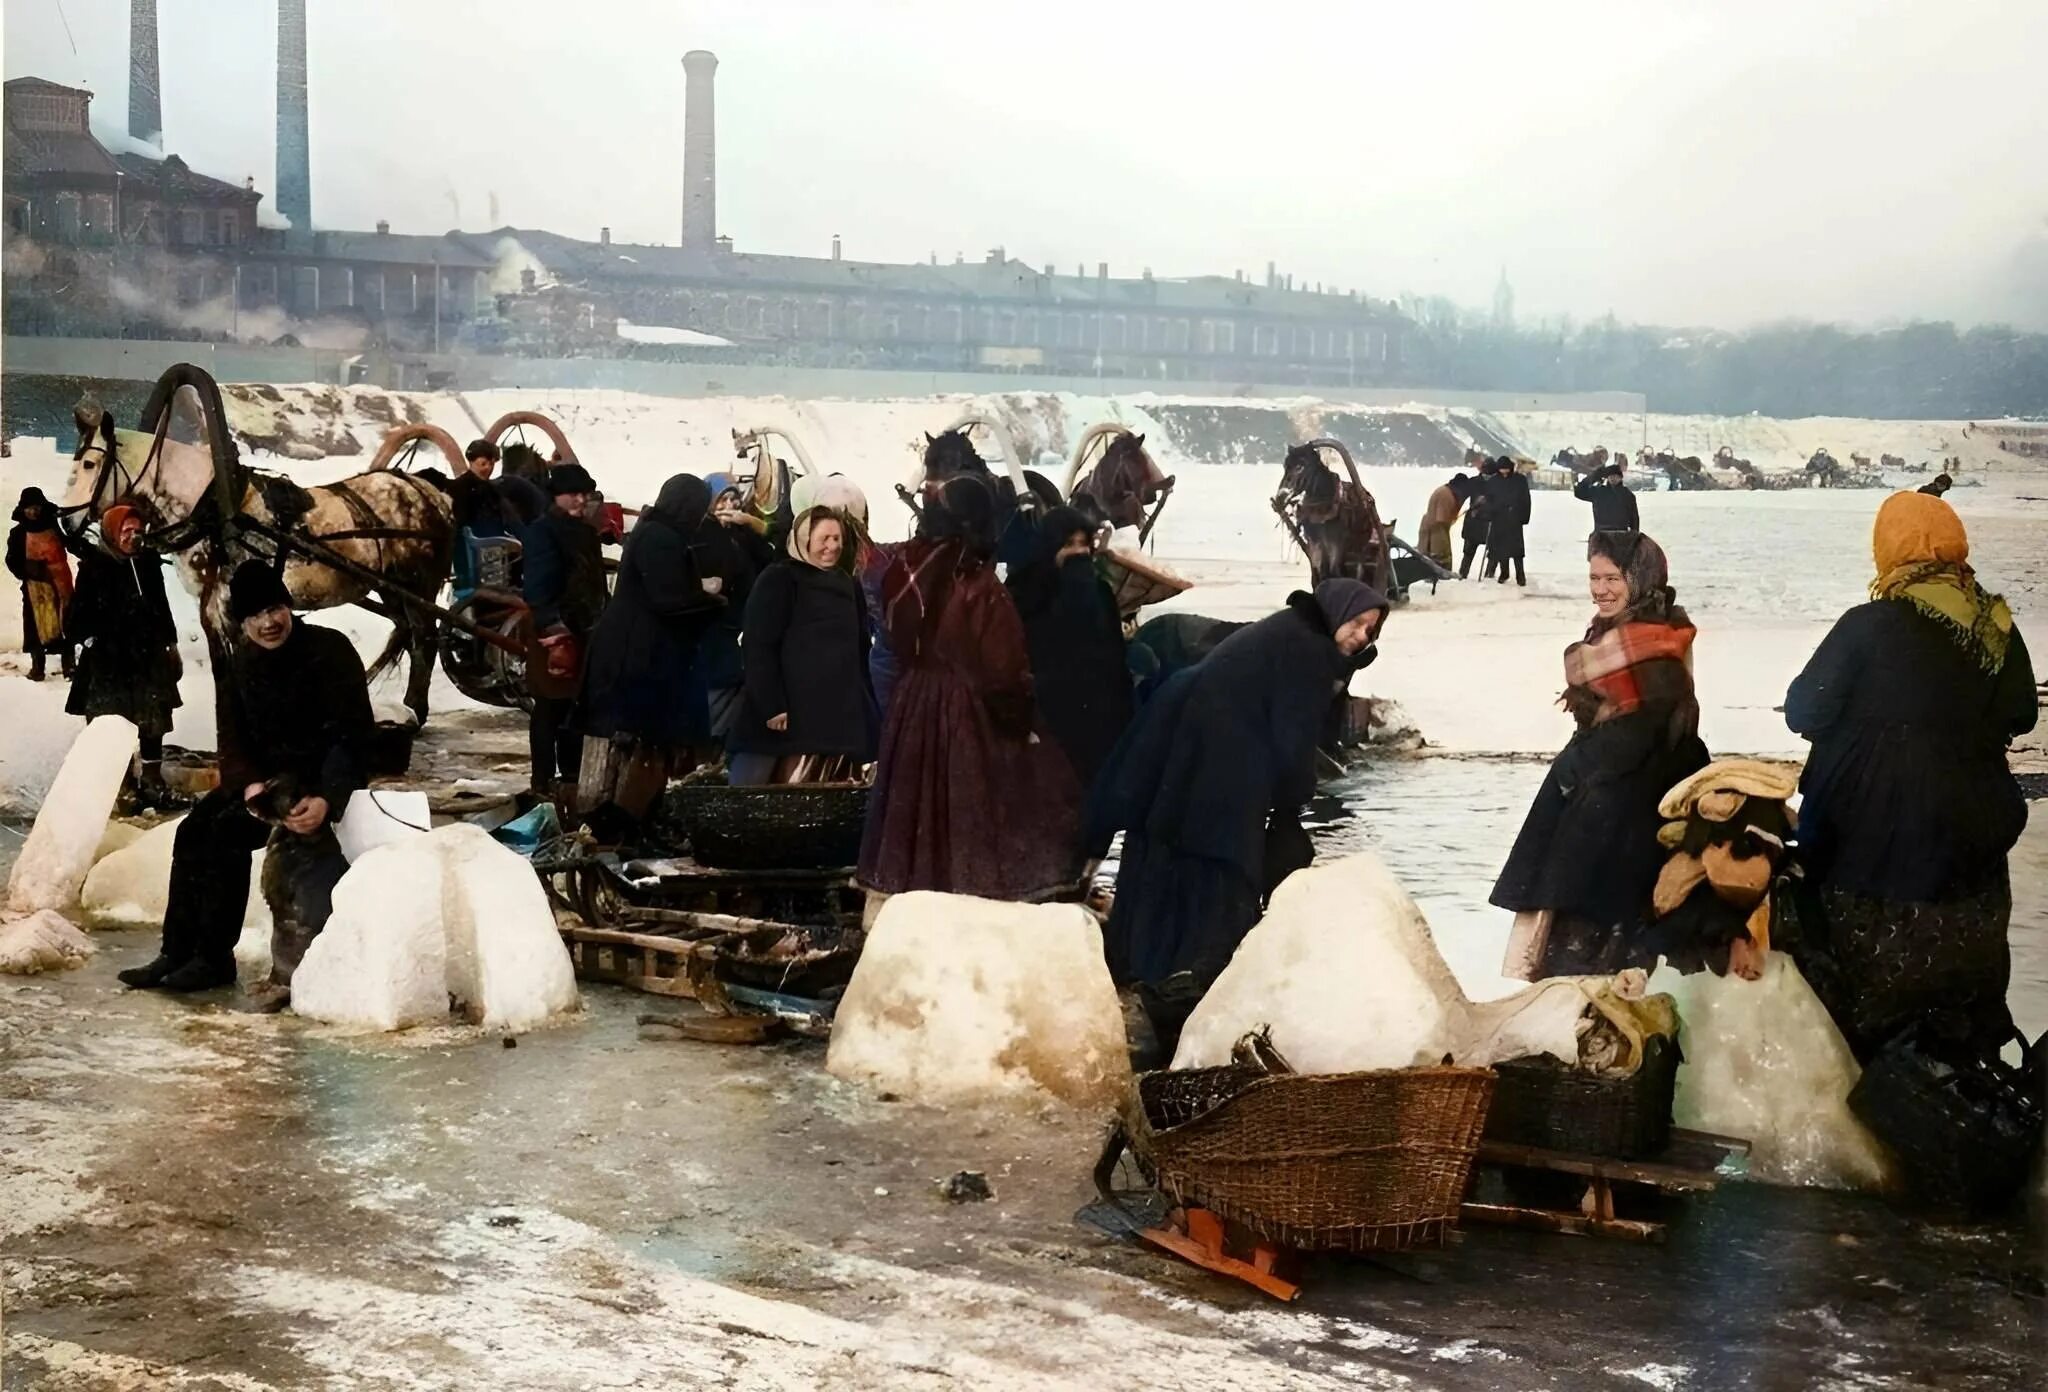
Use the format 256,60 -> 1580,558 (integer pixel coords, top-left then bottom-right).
1649,956 -> 1893,1190
6,717 -> 138,914
292,823 -> 577,1032
94,820 -> 145,864
1174,854 -> 1586,1073
0,909 -> 97,974
827,894 -> 1131,1109
80,815 -> 274,937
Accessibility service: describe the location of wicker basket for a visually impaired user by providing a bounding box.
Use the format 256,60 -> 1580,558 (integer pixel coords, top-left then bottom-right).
1124,1064 -> 1496,1253
662,782 -> 869,871
1481,1035 -> 1681,1160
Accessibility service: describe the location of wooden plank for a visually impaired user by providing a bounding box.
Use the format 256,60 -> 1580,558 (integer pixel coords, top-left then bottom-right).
1475,1139 -> 1724,1191
1139,1210 -> 1302,1302
1459,1202 -> 1667,1245
562,925 -> 727,956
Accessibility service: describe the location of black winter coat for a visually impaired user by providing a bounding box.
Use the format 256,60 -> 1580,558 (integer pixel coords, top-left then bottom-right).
1009,553 -> 1135,787
1573,472 -> 1639,531
65,546 -> 182,730
217,622 -> 374,814
697,519 -> 777,692
1491,682 -> 1709,930
522,508 -> 607,635
580,489 -> 724,745
1787,600 -> 2036,902
1484,470 -> 1532,559
729,561 -> 879,760
1088,593 -> 1359,983
1460,488 -> 1493,545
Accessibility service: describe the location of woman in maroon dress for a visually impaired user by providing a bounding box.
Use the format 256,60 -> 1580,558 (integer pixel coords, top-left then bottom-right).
858,477 -> 1082,902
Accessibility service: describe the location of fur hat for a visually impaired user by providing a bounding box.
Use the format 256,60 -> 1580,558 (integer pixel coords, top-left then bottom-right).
227,561 -> 294,621
546,462 -> 598,496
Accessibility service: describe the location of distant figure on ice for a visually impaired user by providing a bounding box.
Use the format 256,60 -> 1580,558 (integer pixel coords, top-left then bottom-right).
859,476 -> 1082,903
64,505 -> 182,809
1491,532 -> 1709,978
1418,473 -> 1472,570
119,562 -> 371,997
729,506 -> 879,786
1086,580 -> 1388,1034
1458,460 -> 1496,579
1006,506 -> 1134,789
1483,457 -> 1532,586
7,486 -> 74,681
1573,460 -> 1640,532
1916,472 -> 1954,498
577,474 -> 724,828
1784,491 -> 2035,1062
521,463 -> 607,805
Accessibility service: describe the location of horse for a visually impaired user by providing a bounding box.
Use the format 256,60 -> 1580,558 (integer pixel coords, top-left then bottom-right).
1553,445 -> 1610,478
1272,440 -> 1390,592
63,363 -> 455,724
1066,425 -> 1174,536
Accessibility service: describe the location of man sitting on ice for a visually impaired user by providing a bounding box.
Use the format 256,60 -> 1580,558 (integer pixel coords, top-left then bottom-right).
119,562 -> 372,995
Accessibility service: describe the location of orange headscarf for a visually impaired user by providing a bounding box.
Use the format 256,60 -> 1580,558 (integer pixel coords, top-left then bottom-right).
1871,491 -> 1967,577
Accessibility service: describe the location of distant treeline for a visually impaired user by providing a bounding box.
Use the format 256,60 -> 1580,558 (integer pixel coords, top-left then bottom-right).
1412,319 -> 2048,420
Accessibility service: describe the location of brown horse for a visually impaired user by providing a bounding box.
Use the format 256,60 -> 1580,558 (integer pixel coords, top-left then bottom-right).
63,364 -> 455,723
1065,425 -> 1174,536
1273,440 -> 1391,592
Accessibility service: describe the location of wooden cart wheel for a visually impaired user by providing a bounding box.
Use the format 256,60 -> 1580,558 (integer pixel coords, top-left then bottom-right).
366,424 -> 465,474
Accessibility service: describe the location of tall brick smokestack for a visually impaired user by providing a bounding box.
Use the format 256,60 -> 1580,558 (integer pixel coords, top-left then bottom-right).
276,0 -> 312,234
681,49 -> 718,256
128,0 -> 161,144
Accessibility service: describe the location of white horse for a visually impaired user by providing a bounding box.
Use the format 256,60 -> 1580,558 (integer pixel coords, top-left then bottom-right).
62,364 -> 456,723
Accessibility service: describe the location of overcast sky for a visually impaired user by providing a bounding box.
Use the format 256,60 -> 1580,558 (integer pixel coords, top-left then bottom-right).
8,0 -> 2047,330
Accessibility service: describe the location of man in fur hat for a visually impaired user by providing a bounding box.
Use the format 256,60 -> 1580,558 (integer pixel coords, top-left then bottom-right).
118,562 -> 372,995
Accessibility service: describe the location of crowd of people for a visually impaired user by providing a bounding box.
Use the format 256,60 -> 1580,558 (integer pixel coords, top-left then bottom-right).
16,440 -> 2035,1120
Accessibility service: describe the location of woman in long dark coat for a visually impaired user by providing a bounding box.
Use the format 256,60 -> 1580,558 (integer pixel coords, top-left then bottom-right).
1087,580 -> 1389,994
578,474 -> 724,819
66,505 -> 182,804
1491,531 -> 1709,978
728,507 -> 879,785
1006,506 -> 1134,789
858,476 -> 1082,902
1458,463 -> 1495,579
1784,492 -> 2036,1061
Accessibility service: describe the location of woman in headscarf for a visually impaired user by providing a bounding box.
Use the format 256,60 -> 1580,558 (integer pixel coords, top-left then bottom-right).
1086,580 -> 1389,1014
858,475 -> 1083,902
1783,492 -> 2035,1061
809,475 -> 907,721
578,473 -> 725,826
1491,531 -> 1710,979
728,507 -> 879,786
1006,505 -> 1133,789
7,486 -> 75,681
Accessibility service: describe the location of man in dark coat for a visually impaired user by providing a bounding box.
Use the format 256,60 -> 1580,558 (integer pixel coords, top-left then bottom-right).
1087,580 -> 1389,1036
579,473 -> 726,821
65,505 -> 183,807
1573,462 -> 1640,532
521,463 -> 607,797
118,562 -> 372,994
1483,457 -> 1532,586
8,486 -> 75,680
1458,460 -> 1496,579
1006,506 -> 1134,789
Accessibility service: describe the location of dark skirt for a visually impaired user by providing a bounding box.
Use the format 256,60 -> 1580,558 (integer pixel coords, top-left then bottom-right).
1102,833 -> 1262,988
1788,875 -> 2014,1062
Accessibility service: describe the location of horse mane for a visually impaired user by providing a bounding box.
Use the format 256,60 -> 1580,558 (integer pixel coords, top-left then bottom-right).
923,429 -> 992,480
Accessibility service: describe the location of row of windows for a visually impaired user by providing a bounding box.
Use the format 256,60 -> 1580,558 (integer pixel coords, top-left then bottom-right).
13,192 -> 244,247
658,290 -> 1388,360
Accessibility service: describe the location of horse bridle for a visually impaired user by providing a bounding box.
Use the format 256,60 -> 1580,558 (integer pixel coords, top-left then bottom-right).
71,411 -> 227,552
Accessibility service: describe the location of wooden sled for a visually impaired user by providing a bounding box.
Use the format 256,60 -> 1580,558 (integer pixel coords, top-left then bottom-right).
1139,1206 -> 1302,1302
1460,1128 -> 1750,1244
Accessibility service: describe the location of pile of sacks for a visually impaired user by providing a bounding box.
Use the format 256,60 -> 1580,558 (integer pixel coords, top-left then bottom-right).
1646,760 -> 1800,976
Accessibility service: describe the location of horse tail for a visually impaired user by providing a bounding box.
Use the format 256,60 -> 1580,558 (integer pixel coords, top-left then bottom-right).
365,619 -> 411,688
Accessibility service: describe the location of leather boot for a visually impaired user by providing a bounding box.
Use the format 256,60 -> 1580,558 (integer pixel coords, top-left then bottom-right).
160,956 -> 237,993
117,954 -> 181,989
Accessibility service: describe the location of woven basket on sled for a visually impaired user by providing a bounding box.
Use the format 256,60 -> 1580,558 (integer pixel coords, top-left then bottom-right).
1123,1064 -> 1496,1253
662,783 -> 870,871
1481,1034 -> 1680,1160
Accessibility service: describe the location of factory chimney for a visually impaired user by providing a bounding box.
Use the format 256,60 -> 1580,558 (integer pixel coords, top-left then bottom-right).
128,0 -> 161,144
276,0 -> 312,236
681,49 -> 718,256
